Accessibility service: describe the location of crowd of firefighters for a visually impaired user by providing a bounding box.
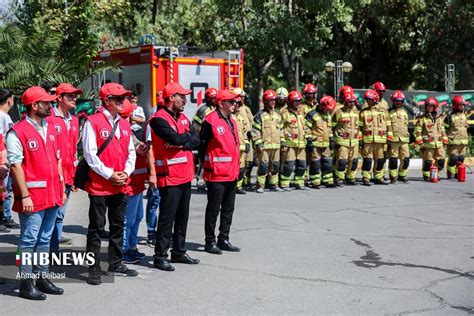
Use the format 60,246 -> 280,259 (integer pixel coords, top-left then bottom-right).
192,82 -> 469,191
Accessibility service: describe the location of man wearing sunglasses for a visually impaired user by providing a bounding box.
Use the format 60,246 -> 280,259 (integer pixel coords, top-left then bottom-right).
6,86 -> 67,299
46,83 -> 82,252
149,82 -> 200,271
82,83 -> 138,285
199,90 -> 241,254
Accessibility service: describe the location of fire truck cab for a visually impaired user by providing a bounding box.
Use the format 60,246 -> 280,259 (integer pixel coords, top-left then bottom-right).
83,37 -> 244,120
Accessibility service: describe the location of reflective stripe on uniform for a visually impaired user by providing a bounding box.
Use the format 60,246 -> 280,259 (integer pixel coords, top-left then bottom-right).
132,168 -> 148,175
155,156 -> 189,166
26,181 -> 47,188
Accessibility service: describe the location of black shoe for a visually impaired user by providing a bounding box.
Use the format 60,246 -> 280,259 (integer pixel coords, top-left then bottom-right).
325,183 -> 336,188
345,180 -> 356,186
217,240 -> 241,252
36,278 -> 64,295
335,180 -> 344,187
170,253 -> 200,264
204,242 -> 223,255
374,179 -> 389,185
423,176 -> 429,182
447,172 -> 454,180
87,266 -> 102,285
60,236 -> 72,245
311,184 -> 321,189
362,180 -> 372,186
398,176 -> 408,183
153,259 -> 175,271
107,264 -> 138,276
3,218 -> 20,229
236,187 -> 247,195
0,224 -> 10,233
99,230 -> 109,239
390,176 -> 397,184
19,279 -> 46,300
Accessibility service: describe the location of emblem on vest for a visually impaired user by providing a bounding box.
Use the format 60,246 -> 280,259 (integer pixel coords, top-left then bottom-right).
180,119 -> 188,126
216,125 -> 225,136
54,124 -> 62,134
99,128 -> 110,140
49,135 -> 55,142
122,130 -> 129,137
26,138 -> 39,151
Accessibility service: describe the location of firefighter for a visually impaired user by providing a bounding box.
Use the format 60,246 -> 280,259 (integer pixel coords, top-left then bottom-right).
233,93 -> 252,194
275,87 -> 288,112
252,89 -> 283,193
232,88 -> 255,189
306,95 -> 336,188
280,90 -> 310,190
333,91 -> 360,186
373,81 -> 389,110
301,83 -> 318,116
445,96 -> 469,179
359,90 -> 391,185
388,90 -> 410,183
336,85 -> 354,111
414,97 -> 448,181
192,87 -> 218,192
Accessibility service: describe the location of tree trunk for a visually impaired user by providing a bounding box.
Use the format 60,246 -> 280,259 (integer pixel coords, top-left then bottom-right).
151,0 -> 159,25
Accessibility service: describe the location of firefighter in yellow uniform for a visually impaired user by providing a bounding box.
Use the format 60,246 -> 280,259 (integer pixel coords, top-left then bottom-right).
414,97 -> 448,181
305,96 -> 336,189
335,85 -> 354,111
232,88 -> 255,188
252,89 -> 284,193
301,83 -> 319,116
388,90 -> 410,183
280,90 -> 310,190
275,87 -> 288,113
233,96 -> 252,194
445,96 -> 469,179
359,90 -> 391,186
192,87 -> 218,192
333,91 -> 360,186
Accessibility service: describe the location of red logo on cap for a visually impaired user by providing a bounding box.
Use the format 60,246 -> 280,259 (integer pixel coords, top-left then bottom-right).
216,125 -> 225,135
27,138 -> 39,151
54,124 -> 62,134
99,128 -> 110,140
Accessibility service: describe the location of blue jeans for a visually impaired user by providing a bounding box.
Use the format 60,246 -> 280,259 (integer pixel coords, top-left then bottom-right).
50,185 -> 72,251
123,192 -> 144,252
145,186 -> 160,238
3,175 -> 12,219
18,206 -> 59,277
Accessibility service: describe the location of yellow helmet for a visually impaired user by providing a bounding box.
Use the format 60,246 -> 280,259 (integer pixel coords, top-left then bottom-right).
276,87 -> 288,98
231,88 -> 247,97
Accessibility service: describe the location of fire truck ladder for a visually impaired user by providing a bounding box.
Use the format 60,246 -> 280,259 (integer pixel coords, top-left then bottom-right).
227,50 -> 241,89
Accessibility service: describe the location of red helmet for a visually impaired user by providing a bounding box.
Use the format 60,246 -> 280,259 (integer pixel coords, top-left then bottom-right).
287,90 -> 303,102
263,89 -> 277,101
320,96 -> 336,112
303,83 -> 317,94
425,97 -> 439,112
452,95 -> 465,111
364,89 -> 380,102
205,87 -> 218,100
390,90 -> 405,102
339,85 -> 354,100
373,81 -> 386,92
343,92 -> 357,102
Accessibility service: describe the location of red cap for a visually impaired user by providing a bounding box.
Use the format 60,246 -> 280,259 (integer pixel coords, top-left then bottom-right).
56,83 -> 83,96
163,82 -> 192,98
343,92 -> 357,102
216,90 -> 240,103
99,83 -> 132,100
120,99 -> 137,118
21,86 -> 57,106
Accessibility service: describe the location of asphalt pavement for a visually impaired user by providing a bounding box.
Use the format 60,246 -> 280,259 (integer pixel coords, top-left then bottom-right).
0,173 -> 473,315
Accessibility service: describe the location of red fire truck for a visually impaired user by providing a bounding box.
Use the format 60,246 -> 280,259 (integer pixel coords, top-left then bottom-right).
82,39 -> 244,120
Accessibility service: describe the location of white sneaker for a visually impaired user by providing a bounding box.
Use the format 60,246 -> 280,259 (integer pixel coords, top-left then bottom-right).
256,188 -> 264,193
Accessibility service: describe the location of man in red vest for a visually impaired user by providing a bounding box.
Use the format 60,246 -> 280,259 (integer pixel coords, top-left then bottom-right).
82,83 -> 138,285
46,83 -> 82,252
149,82 -> 200,271
6,86 -> 66,300
199,90 -> 241,254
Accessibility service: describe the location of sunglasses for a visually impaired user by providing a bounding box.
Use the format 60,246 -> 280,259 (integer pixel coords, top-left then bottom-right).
223,99 -> 239,105
63,94 -> 77,101
108,96 -> 126,102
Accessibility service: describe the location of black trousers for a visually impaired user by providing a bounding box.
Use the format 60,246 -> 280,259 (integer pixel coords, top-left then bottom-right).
154,182 -> 191,259
86,193 -> 127,269
205,180 -> 237,243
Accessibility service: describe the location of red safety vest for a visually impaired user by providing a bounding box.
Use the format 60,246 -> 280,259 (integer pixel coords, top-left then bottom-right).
46,110 -> 79,186
128,138 -> 148,195
151,108 -> 195,187
203,110 -> 240,182
85,111 -> 131,196
11,119 -> 63,213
